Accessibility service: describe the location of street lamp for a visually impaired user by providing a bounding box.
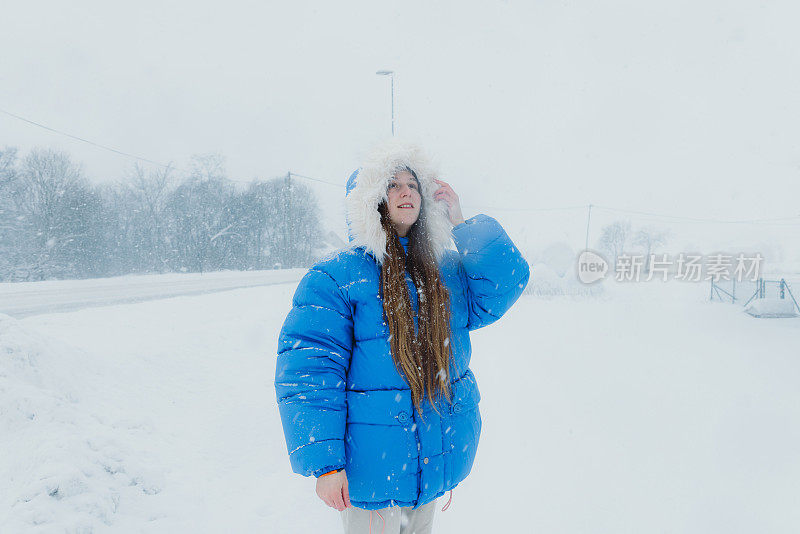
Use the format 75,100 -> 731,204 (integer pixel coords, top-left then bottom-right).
376,70 -> 396,136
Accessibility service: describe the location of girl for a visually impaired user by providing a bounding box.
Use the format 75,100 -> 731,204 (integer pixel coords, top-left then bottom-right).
276,141 -> 529,533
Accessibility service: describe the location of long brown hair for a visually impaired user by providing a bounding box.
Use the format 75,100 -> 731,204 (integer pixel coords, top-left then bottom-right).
378,179 -> 453,414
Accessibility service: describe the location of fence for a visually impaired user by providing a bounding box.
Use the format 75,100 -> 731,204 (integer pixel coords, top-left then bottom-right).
710,277 -> 800,314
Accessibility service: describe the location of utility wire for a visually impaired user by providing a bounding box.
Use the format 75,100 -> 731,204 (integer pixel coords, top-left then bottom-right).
463,204 -> 587,213
1,107 -> 348,187
593,204 -> 800,225
0,107 -> 180,172
1,107 -> 301,186
5,107 -> 799,225
288,172 -> 342,187
281,174 -> 800,225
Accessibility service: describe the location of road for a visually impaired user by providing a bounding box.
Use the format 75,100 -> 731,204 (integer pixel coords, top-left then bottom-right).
0,269 -> 306,318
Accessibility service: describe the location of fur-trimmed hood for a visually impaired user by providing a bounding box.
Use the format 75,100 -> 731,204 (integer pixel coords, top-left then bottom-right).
345,139 -> 453,265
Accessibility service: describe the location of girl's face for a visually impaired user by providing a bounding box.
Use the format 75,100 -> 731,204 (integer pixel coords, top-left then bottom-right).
386,170 -> 422,237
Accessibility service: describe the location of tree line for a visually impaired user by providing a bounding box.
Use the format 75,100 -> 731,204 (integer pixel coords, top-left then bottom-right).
0,147 -> 326,282
597,219 -> 670,271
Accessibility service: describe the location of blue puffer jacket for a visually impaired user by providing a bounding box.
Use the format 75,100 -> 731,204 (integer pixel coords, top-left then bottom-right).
275,141 -> 529,510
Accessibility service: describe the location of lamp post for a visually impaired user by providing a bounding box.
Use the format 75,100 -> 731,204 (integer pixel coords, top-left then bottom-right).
376,70 -> 396,136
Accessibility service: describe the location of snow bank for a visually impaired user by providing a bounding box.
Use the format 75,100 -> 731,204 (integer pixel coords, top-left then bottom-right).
0,314 -> 164,532
744,298 -> 799,318
523,263 -> 605,298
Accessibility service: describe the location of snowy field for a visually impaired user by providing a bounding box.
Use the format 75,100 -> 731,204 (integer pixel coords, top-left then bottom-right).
2,277 -> 799,533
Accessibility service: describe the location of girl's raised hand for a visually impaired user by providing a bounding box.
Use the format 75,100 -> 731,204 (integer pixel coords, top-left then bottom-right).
433,179 -> 466,227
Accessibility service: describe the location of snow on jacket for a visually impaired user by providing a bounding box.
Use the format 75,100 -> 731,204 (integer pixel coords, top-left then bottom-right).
275,140 -> 530,510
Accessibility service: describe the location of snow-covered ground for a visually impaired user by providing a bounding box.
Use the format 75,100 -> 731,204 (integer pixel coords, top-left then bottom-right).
2,277 -> 799,533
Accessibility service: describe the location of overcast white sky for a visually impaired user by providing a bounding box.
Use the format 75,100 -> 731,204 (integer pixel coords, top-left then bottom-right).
2,0 -> 799,259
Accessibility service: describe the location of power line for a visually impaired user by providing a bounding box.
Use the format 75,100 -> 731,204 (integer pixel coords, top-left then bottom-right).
463,203 -> 587,213
0,107 -> 180,172
0,107 -> 319,186
283,172 -> 800,225
593,204 -> 800,225
0,107 -> 352,187
288,172 -> 342,187
4,107 -> 798,225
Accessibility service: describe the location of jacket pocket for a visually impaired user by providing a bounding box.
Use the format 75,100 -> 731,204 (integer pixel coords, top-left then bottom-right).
442,373 -> 482,486
344,389 -> 419,505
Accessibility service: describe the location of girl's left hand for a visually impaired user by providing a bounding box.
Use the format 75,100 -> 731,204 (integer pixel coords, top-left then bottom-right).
433,179 -> 466,227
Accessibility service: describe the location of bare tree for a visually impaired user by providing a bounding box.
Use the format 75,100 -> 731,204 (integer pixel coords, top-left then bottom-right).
164,162 -> 237,273
632,226 -> 670,272
17,149 -> 83,278
0,145 -> 327,279
7,148 -> 103,280
229,181 -> 272,270
189,153 -> 226,182
0,147 -> 21,279
119,163 -> 175,272
266,175 -> 323,268
0,147 -> 16,183
597,219 -> 631,267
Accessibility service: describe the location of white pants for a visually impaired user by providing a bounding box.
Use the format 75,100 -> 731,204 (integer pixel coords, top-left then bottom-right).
340,499 -> 437,534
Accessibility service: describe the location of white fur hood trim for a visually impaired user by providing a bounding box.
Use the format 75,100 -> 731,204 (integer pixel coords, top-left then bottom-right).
345,139 -> 453,265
